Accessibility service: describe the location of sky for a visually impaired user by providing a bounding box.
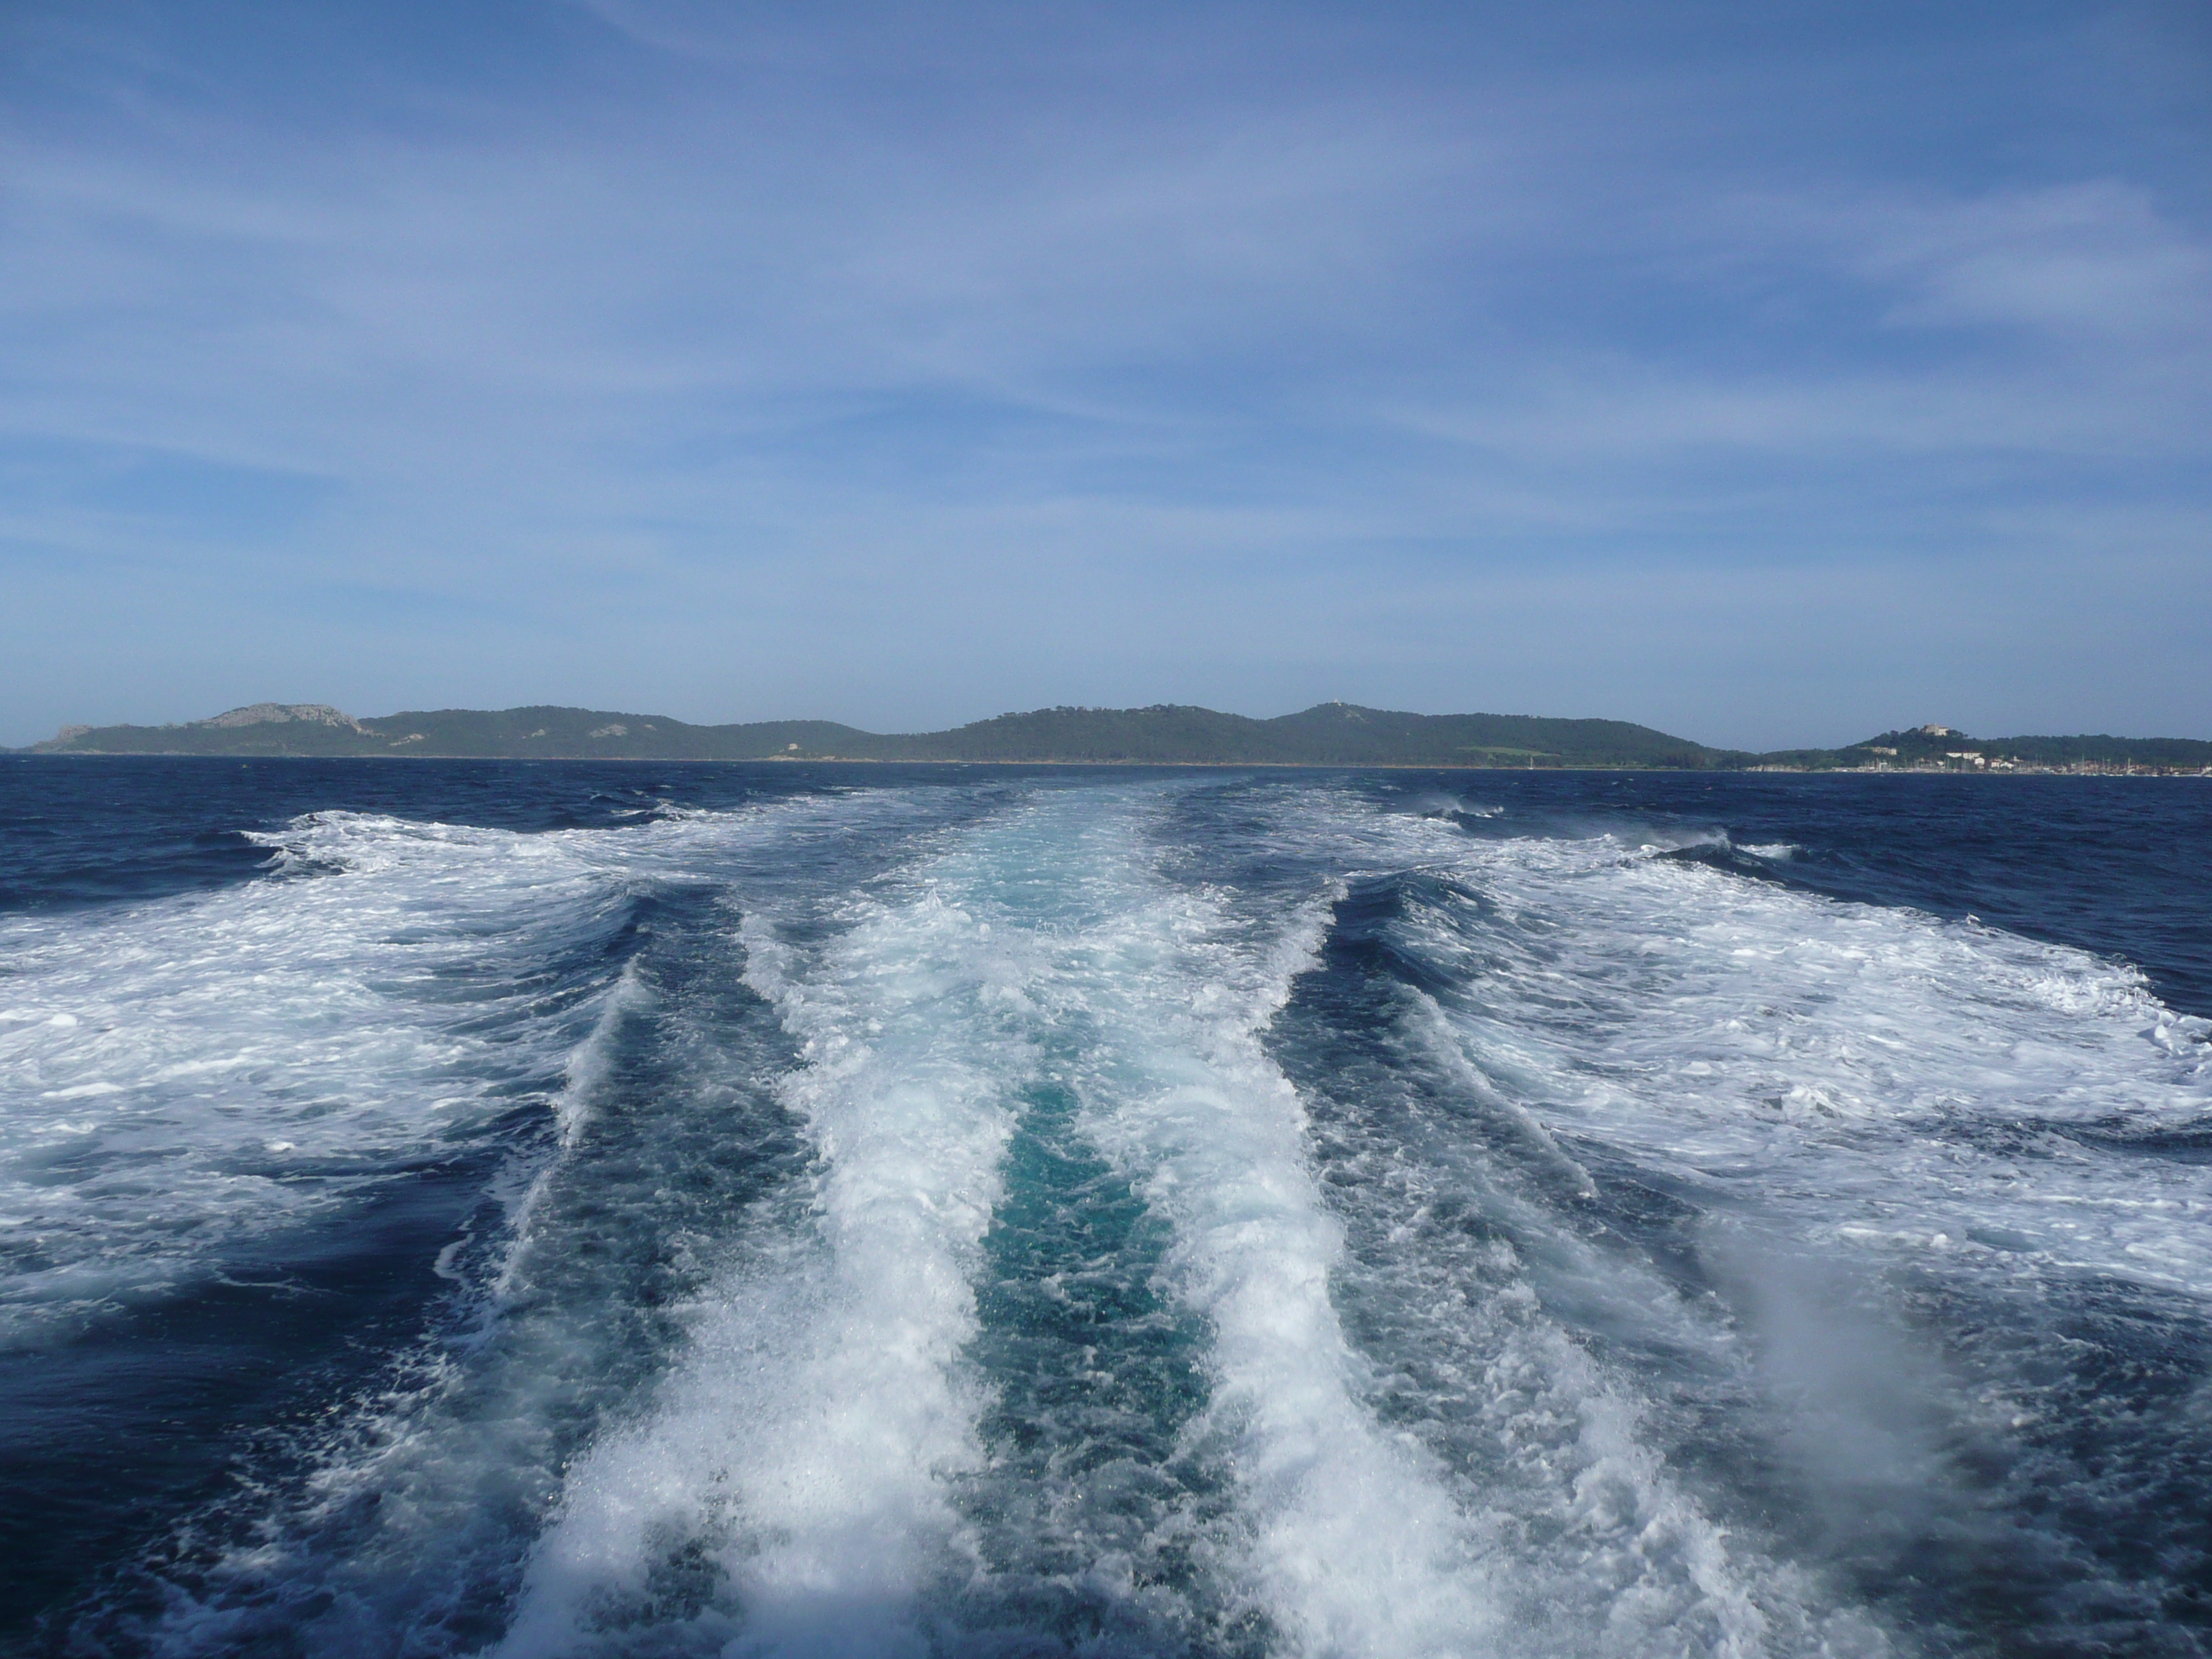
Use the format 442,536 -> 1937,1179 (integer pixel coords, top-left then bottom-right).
1,0 -> 2207,750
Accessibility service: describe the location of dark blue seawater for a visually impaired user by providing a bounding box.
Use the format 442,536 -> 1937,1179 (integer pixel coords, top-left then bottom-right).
1,757 -> 2206,1658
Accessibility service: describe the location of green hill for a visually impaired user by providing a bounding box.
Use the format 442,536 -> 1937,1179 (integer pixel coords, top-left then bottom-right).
23,703 -> 867,761
24,700 -> 1730,767
22,702 -> 2207,770
853,703 -> 1730,766
1825,727 -> 2212,771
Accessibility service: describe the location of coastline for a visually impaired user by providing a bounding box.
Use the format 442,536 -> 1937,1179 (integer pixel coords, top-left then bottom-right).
9,751 -> 2208,776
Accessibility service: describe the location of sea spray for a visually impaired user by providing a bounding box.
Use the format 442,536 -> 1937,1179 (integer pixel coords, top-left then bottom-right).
496,821 -> 1047,1656
12,765 -> 2211,1658
94,791 -> 962,1656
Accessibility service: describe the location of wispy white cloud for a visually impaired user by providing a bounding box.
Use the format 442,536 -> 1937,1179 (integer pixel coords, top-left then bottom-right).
0,0 -> 2206,745
1801,181 -> 2212,338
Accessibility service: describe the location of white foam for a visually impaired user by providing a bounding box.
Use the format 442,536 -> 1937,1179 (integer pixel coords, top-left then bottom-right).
75,779 -> 2203,1656
1116,784 -> 2211,1654
1426,832 -> 2210,1294
1039,833 -> 1503,1655
1409,791 -> 1503,819
498,787 -> 1513,1656
0,822 -> 601,1345
0,796 -> 904,1348
1272,798 -> 2212,1299
497,820 -> 1040,1658
114,791 -> 991,1656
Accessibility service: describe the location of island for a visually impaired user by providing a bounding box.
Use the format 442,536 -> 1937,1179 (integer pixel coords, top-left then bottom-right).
16,703 -> 2212,774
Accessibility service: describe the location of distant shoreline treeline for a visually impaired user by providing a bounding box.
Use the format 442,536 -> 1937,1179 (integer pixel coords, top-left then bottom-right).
16,702 -> 2212,773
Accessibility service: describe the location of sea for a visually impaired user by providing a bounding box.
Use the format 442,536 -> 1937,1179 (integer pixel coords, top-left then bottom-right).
1,757 -> 2208,1659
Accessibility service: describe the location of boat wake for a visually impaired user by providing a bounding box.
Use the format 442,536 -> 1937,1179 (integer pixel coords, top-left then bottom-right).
11,776 -> 2208,1657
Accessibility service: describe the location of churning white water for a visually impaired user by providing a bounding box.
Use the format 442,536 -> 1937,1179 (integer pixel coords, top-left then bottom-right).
13,773 -> 2208,1658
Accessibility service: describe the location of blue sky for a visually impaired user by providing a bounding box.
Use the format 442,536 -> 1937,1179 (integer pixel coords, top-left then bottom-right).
2,0 -> 2206,748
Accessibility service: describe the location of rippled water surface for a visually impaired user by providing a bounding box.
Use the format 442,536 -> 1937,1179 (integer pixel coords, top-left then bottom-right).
1,757 -> 2207,1657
